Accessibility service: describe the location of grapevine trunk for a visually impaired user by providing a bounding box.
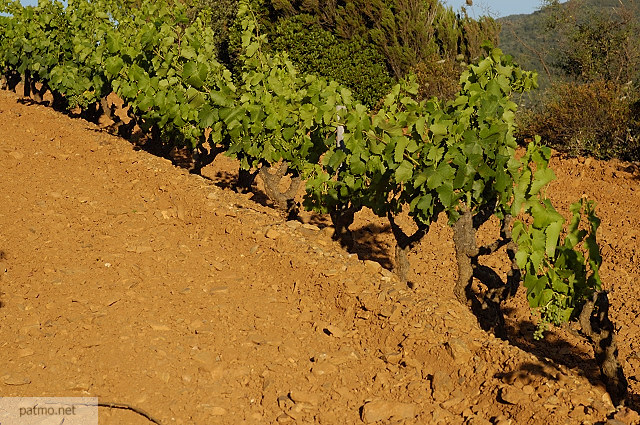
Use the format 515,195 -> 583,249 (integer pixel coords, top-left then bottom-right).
578,291 -> 628,406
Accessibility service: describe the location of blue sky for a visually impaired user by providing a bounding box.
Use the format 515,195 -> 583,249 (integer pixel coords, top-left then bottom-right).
441,0 -> 547,18
18,0 -> 546,18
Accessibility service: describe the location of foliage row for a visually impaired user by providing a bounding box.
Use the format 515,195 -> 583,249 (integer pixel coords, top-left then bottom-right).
0,0 -> 608,344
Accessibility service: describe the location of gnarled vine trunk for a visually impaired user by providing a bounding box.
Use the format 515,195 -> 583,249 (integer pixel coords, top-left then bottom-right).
578,291 -> 628,406
452,208 -> 520,339
452,209 -> 478,303
259,163 -> 301,219
387,212 -> 428,286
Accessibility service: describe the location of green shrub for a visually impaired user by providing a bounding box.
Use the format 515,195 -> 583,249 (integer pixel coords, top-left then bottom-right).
264,0 -> 500,80
185,0 -> 239,55
412,56 -> 463,101
518,80 -> 640,161
269,14 -> 394,108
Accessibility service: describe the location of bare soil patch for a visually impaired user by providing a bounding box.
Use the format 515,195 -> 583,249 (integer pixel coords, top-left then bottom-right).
1,88 -> 640,424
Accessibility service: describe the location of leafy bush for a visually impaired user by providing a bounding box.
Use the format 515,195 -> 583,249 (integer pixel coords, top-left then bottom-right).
269,14 -> 394,108
411,56 -> 462,101
263,0 -> 500,79
185,0 -> 239,56
518,80 -> 640,161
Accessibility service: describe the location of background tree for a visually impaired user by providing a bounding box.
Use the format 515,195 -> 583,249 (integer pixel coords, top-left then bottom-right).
507,0 -> 640,161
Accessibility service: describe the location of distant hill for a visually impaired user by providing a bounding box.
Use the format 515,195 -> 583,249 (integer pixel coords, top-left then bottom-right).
497,0 -> 640,89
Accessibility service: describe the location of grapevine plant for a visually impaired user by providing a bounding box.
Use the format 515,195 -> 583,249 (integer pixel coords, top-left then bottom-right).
0,0 -> 628,405
513,191 -> 627,403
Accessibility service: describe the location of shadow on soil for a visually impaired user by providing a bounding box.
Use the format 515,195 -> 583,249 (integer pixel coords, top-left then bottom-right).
305,212 -> 395,269
350,224 -> 394,269
620,162 -> 640,180
503,314 -> 640,414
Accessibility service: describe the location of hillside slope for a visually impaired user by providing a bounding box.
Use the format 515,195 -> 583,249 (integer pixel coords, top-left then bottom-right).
1,88 -> 640,424
498,0 -> 640,88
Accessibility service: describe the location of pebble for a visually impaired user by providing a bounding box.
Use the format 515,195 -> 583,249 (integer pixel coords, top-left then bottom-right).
311,361 -> 338,376
321,227 -> 334,238
445,338 -> 472,364
289,390 -> 319,406
499,386 -> 526,405
276,413 -> 293,423
3,375 -> 31,385
467,415 -> 493,425
431,406 -> 455,424
364,260 -> 381,272
17,348 -> 35,358
361,400 -> 417,423
150,323 -> 171,331
382,352 -> 402,365
210,407 -> 227,416
431,370 -> 454,401
323,325 -> 345,338
614,407 -> 640,424
208,286 -> 229,295
192,351 -> 216,371
266,228 -> 281,239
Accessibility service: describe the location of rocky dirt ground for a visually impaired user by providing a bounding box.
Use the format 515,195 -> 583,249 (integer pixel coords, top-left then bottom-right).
1,87 -> 639,425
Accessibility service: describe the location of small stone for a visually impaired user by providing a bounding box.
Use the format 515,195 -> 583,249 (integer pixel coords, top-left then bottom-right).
276,413 -> 293,423
323,325 -> 345,338
285,220 -> 301,229
382,352 -> 402,365
602,391 -> 615,409
380,268 -> 394,279
311,361 -> 338,376
210,407 -> 227,416
606,420 -> 626,425
277,395 -> 294,411
150,323 -> 171,331
431,370 -> 454,401
208,286 -> 229,295
66,382 -> 90,391
321,227 -> 335,238
4,375 -> 31,386
445,338 -> 472,364
364,260 -> 381,272
207,193 -> 216,199
301,223 -> 319,231
467,415 -> 493,425
614,407 -> 640,424
266,228 -> 281,239
289,390 -> 319,406
17,348 -> 35,358
492,414 -> 510,425
192,351 -> 216,371
9,151 -> 24,160
522,384 -> 535,395
499,386 -> 526,405
431,407 -> 454,424
361,400 -> 417,423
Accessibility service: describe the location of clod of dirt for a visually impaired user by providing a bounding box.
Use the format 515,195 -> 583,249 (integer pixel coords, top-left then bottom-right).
360,400 -> 417,423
